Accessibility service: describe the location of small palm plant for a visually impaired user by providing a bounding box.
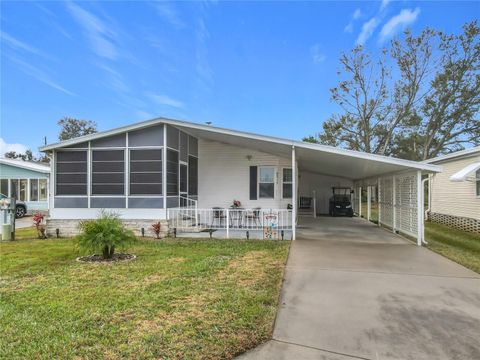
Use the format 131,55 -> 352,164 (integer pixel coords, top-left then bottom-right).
77,211 -> 137,259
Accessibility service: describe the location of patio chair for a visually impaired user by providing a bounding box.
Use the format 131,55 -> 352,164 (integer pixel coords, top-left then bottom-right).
211,207 -> 227,228
245,207 -> 261,227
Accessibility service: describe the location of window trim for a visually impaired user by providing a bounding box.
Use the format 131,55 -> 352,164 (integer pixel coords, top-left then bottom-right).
476,169 -> 480,197
258,166 -> 275,199
282,167 -> 293,199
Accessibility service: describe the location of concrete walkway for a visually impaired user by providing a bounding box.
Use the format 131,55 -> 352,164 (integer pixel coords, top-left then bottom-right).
239,217 -> 480,360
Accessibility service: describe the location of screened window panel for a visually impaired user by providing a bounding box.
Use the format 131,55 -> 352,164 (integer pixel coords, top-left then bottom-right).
180,164 -> 187,193
188,155 -> 198,196
0,179 -> 8,196
129,149 -> 162,195
179,132 -> 188,162
19,179 -> 27,201
56,184 -> 87,195
476,170 -> 480,196
39,179 -> 48,201
10,179 -> 18,198
56,151 -> 87,162
167,149 -> 179,195
283,168 -> 292,182
56,162 -> 87,173
30,179 -> 39,201
56,150 -> 87,195
91,150 -> 124,195
92,185 -> 124,195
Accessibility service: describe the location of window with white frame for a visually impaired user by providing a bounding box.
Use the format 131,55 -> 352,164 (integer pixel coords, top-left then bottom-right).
259,166 -> 275,198
0,179 -> 7,196
30,179 -> 39,201
282,168 -> 292,198
476,169 -> 480,197
39,179 -> 48,201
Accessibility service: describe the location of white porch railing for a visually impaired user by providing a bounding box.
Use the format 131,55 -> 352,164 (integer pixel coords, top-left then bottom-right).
167,207 -> 293,235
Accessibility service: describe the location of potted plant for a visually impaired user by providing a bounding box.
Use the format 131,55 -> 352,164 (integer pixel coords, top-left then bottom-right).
231,199 -> 242,208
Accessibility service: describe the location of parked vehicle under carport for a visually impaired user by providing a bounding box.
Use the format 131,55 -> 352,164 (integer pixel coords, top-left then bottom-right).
329,187 -> 354,217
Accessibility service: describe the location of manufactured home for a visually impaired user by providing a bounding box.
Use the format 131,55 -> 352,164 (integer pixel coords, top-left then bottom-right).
0,158 -> 50,215
424,146 -> 480,233
40,117 -> 441,243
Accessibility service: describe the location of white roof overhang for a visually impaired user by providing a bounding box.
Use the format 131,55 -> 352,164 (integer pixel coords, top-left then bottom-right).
449,162 -> 480,182
0,158 -> 50,173
40,117 -> 441,180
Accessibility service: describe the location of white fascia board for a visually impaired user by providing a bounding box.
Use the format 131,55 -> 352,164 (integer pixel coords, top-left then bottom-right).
0,158 -> 50,173
423,146 -> 480,164
40,116 -> 441,172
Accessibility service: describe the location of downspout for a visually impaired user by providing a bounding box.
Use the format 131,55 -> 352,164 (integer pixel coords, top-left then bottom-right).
420,175 -> 431,245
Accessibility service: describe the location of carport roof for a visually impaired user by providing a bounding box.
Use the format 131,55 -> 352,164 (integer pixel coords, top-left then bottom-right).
40,117 -> 441,180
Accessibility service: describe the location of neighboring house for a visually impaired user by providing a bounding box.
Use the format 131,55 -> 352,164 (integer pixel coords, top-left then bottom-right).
39,117 -> 440,243
424,146 -> 480,234
0,158 -> 50,212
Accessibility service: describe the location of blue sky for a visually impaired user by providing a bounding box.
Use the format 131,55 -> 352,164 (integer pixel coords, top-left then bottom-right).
1,0 -> 478,155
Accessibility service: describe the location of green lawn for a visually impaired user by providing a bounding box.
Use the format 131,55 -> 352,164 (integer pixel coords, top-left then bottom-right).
0,228 -> 290,359
425,222 -> 480,273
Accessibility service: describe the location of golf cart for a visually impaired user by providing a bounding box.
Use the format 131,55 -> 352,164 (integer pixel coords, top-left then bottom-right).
329,187 -> 354,217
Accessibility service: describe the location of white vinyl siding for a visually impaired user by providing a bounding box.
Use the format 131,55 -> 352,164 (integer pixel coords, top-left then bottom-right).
430,155 -> 480,220
198,139 -> 292,209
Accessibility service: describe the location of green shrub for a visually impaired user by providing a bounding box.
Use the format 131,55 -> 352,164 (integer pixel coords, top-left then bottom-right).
77,211 -> 137,259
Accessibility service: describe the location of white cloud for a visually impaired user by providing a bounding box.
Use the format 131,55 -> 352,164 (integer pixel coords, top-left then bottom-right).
353,9 -> 363,20
344,9 -> 363,33
379,8 -> 421,42
356,17 -> 379,45
154,2 -> 185,29
310,44 -> 326,63
147,93 -> 184,108
66,2 -> 118,60
380,0 -> 391,11
7,56 -> 75,96
0,138 -> 29,157
0,31 -> 55,60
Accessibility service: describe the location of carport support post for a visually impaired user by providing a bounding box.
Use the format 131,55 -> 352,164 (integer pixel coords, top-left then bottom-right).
392,175 -> 396,233
370,186 -> 372,220
358,187 -> 362,218
292,146 -> 296,240
417,170 -> 423,246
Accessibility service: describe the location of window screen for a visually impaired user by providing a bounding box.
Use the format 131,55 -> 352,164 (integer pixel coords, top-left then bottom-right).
0,179 -> 7,196
91,150 -> 125,195
188,156 -> 198,196
282,168 -> 292,199
56,151 -> 87,195
19,179 -> 27,201
39,179 -> 48,201
30,179 -> 39,201
180,164 -> 187,193
129,149 -> 162,195
259,167 -> 275,198
167,149 -> 179,195
10,179 -> 18,199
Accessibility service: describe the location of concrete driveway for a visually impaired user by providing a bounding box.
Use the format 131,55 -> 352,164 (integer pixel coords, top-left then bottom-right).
239,217 -> 480,360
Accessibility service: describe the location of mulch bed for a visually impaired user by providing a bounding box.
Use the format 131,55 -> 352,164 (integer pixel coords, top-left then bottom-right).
76,253 -> 136,263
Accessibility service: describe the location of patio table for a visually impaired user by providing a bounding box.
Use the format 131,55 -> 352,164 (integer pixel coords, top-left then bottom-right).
229,208 -> 245,228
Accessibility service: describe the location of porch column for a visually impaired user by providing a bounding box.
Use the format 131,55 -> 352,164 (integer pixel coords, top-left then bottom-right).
291,146 -> 296,240
416,170 -> 423,246
392,175 -> 396,233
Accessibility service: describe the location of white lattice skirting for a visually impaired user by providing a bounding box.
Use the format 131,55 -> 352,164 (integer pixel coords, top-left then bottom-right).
428,212 -> 480,234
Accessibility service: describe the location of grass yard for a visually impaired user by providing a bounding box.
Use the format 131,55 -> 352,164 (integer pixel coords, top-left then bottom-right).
0,228 -> 290,359
425,222 -> 480,273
